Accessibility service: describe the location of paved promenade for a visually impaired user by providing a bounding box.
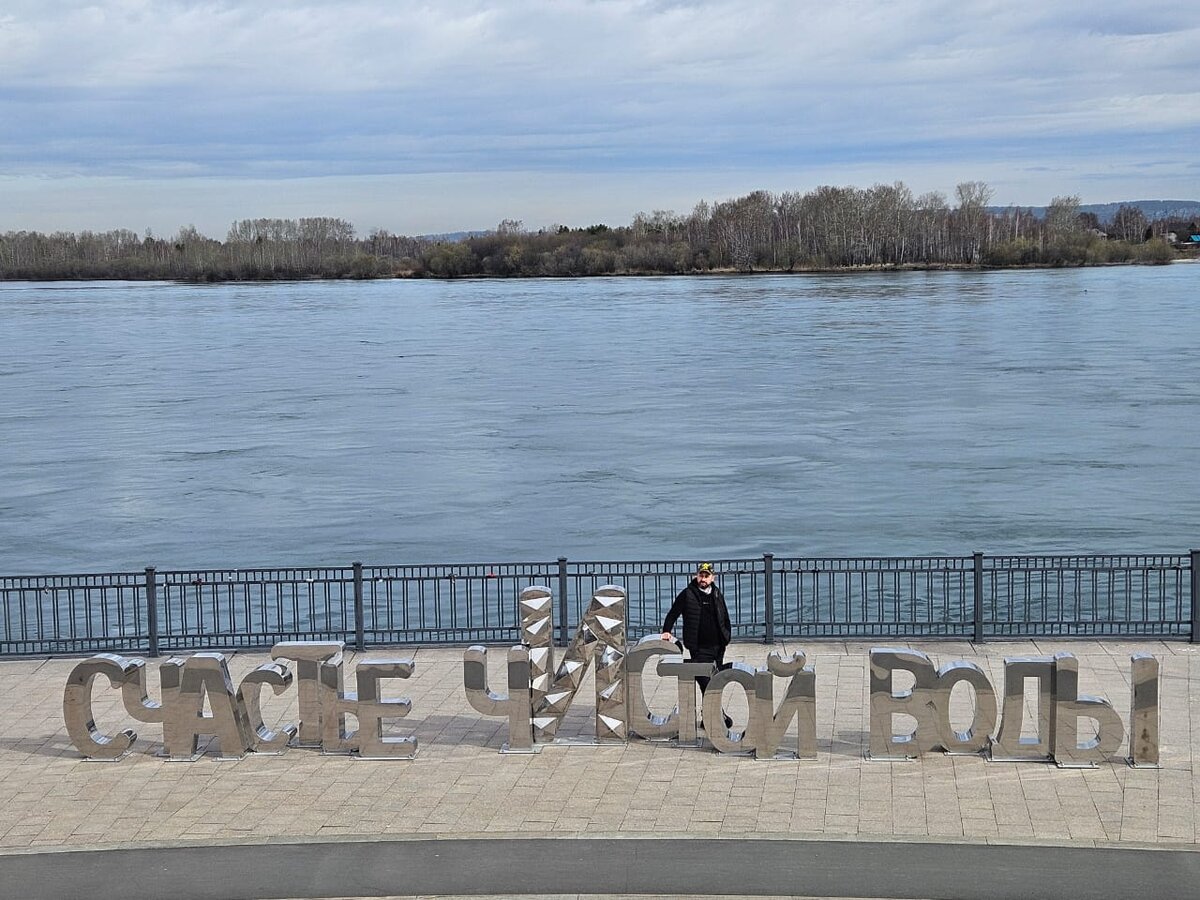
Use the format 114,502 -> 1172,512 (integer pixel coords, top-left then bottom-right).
0,638 -> 1196,857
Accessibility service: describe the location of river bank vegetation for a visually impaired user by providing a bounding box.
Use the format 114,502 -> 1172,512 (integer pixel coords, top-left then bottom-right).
0,182 -> 1185,281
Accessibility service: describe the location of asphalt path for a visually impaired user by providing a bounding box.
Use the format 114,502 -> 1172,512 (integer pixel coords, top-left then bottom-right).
1,837 -> 1197,899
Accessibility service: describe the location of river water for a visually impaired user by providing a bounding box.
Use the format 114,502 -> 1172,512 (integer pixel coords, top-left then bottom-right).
0,266 -> 1196,574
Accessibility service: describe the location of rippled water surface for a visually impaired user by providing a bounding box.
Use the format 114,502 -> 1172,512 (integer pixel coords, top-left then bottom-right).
1,267 -> 1197,572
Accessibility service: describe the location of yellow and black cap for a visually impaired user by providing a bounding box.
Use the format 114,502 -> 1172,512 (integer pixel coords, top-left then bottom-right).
696,562 -> 715,574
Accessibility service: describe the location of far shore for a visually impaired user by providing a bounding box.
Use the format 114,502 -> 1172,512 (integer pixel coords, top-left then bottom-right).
0,256 -> 1188,286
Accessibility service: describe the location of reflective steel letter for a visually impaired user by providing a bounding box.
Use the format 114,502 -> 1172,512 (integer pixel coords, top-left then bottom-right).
317,650 -> 356,753
533,585 -> 627,742
119,657 -> 164,725
754,650 -> 816,760
463,645 -> 535,752
162,653 -> 253,760
929,661 -> 997,755
355,658 -> 417,759
1052,652 -> 1123,767
703,662 -> 758,755
237,662 -> 297,753
868,648 -> 938,759
270,641 -> 345,747
63,654 -> 140,760
519,586 -> 555,708
1129,653 -> 1160,767
991,656 -> 1055,762
626,636 -> 681,740
657,658 -> 715,747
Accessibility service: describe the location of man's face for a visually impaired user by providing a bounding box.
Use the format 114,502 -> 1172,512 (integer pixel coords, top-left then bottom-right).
696,570 -> 715,586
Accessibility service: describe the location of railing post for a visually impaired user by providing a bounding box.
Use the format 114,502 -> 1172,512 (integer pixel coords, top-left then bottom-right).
353,561 -> 365,651
973,551 -> 985,644
145,566 -> 159,658
557,557 -> 569,647
762,553 -> 775,644
1190,549 -> 1200,644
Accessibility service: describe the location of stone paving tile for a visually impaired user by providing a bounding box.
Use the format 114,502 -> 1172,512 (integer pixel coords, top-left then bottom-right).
0,640 -> 1196,853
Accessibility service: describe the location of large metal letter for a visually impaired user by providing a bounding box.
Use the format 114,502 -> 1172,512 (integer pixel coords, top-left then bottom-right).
657,658 -> 715,747
162,653 -> 253,760
519,586 -> 555,709
703,662 -> 758,755
119,657 -> 165,724
533,585 -> 627,743
1129,653 -> 1160,767
754,650 -> 817,760
626,636 -> 681,740
929,660 -> 997,755
1052,652 -> 1123,768
991,656 -> 1055,762
463,645 -> 536,752
63,654 -> 140,760
317,650 -> 357,753
237,662 -> 297,753
270,641 -> 345,747
868,648 -> 938,759
355,658 -> 417,759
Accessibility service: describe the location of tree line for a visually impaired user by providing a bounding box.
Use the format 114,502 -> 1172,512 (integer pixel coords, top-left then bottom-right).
0,183 -> 1177,282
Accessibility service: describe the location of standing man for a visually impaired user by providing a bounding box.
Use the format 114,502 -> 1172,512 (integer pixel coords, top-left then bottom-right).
660,561 -> 733,729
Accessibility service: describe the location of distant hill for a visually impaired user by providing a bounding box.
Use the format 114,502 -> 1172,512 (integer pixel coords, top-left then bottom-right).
989,200 -> 1200,224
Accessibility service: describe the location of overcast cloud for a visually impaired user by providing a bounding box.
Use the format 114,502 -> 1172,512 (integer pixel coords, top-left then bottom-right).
2,0 -> 1197,235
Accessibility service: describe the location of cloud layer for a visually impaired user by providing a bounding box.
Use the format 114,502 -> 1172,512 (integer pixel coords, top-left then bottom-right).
2,1 -> 1197,234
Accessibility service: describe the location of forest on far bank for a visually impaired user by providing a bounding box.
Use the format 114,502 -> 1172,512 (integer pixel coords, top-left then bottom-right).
0,182 -> 1188,282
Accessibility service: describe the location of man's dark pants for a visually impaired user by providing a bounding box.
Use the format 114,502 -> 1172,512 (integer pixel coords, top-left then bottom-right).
688,644 -> 726,694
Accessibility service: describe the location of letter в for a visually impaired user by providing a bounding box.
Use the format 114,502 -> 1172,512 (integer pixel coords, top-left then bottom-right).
867,648 -> 938,759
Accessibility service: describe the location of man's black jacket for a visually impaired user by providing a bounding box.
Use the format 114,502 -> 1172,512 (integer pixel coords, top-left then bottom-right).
662,579 -> 732,651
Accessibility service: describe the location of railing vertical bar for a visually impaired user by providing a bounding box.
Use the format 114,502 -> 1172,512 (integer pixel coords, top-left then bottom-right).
353,561 -> 364,651
145,566 -> 158,657
973,552 -> 984,644
557,556 -> 569,647
762,553 -> 774,644
1191,549 -> 1199,644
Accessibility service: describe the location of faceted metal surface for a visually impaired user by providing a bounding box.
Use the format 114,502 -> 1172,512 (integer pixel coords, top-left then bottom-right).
929,660 -> 997,755
703,663 -> 757,755
868,648 -> 939,759
991,656 -> 1055,762
533,585 -> 627,742
1129,652 -> 1161,767
237,662 -> 297,753
270,641 -> 346,747
755,650 -> 817,760
657,658 -> 715,747
162,653 -> 253,761
518,586 -> 555,708
354,658 -> 417,759
63,654 -> 140,760
625,636 -> 681,741
1052,652 -> 1123,768
463,645 -> 536,752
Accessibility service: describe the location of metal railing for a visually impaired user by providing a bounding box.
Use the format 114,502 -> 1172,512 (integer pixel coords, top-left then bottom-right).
1,550 -> 1196,657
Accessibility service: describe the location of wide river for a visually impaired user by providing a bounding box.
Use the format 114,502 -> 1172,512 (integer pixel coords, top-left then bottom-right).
1,266 -> 1196,574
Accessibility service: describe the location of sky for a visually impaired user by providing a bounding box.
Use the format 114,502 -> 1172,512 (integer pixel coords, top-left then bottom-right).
2,0 -> 1197,238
